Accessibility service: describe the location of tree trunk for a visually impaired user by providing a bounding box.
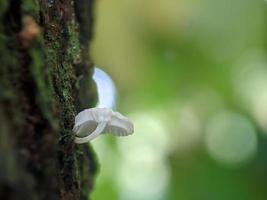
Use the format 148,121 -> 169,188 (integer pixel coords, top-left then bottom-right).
0,0 -> 97,199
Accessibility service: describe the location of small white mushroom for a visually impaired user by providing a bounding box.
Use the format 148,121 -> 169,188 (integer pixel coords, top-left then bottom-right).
73,108 -> 134,144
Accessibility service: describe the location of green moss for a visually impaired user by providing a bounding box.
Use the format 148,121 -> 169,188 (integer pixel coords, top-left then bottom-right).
67,20 -> 82,64
76,145 -> 98,199
0,0 -> 8,19
29,40 -> 56,127
21,0 -> 55,125
21,1 -> 97,197
0,40 -> 18,102
0,0 -> 96,198
22,0 -> 40,19
42,19 -> 83,128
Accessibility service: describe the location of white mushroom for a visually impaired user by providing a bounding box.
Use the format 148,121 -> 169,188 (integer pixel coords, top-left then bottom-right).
73,67 -> 134,143
74,108 -> 134,144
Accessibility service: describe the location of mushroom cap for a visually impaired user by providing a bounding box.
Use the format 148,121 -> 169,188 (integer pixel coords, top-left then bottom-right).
73,108 -> 134,138
93,67 -> 117,109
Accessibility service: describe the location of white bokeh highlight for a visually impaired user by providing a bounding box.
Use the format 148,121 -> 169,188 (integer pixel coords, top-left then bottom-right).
232,50 -> 267,134
205,112 -> 257,167
117,112 -> 170,200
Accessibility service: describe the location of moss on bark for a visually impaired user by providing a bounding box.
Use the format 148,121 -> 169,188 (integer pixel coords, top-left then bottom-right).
0,0 -> 97,199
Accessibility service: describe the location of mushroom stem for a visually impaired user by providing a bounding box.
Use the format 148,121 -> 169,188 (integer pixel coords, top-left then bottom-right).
74,121 -> 107,144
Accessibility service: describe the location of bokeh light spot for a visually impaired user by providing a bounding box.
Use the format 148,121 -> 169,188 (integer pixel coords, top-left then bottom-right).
117,112 -> 170,200
232,50 -> 267,134
205,112 -> 257,167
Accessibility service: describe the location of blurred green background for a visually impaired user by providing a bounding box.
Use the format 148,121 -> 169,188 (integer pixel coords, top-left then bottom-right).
90,0 -> 267,200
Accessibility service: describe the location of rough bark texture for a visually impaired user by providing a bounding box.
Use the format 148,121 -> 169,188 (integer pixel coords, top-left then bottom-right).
0,0 -> 97,199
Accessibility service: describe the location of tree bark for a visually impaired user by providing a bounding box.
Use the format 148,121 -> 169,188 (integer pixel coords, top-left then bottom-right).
0,0 -> 97,199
